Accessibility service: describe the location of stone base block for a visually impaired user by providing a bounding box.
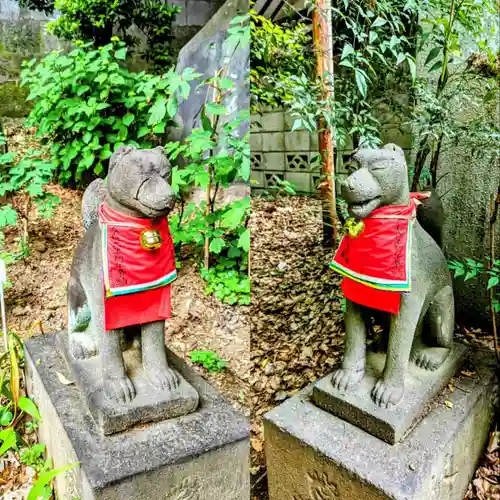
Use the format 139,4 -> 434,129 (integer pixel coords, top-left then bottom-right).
264,348 -> 498,500
312,342 -> 468,444
56,333 -> 199,435
25,334 -> 249,500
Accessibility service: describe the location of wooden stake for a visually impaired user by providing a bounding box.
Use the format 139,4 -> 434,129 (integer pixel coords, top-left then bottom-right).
312,0 -> 337,247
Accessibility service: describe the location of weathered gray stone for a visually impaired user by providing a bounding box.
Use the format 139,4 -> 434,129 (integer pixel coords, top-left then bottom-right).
25,334 -> 250,500
312,342 -> 468,444
331,144 -> 455,409
264,348 -> 498,500
172,0 -> 249,150
56,333 -> 199,435
68,146 -> 193,418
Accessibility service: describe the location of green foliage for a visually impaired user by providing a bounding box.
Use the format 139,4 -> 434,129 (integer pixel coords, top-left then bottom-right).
45,0 -> 179,71
19,0 -> 54,15
266,0 -> 419,149
0,333 -> 78,499
250,11 -> 314,110
189,350 -> 227,372
449,258 -> 500,313
408,0 -> 498,188
202,265 -> 251,305
167,57 -> 250,305
21,41 -> 199,184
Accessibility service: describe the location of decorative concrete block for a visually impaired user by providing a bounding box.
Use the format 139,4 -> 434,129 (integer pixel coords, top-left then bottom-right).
262,152 -> 286,171
310,131 -> 319,151
312,344 -> 468,444
25,334 -> 249,500
260,111 -> 285,132
285,152 -> 310,172
251,170 -> 265,188
251,152 -> 263,171
285,130 -> 310,152
264,171 -> 285,188
264,349 -> 498,500
285,172 -> 311,194
250,132 -> 263,151
262,132 -> 285,152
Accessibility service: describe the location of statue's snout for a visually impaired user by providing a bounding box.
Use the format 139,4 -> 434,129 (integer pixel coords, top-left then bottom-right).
138,176 -> 175,213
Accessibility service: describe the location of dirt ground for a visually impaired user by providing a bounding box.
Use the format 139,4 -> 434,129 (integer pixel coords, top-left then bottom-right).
249,195 -> 499,500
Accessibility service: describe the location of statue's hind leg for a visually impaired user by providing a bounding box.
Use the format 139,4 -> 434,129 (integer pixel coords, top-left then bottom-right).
411,285 -> 454,371
67,275 -> 98,359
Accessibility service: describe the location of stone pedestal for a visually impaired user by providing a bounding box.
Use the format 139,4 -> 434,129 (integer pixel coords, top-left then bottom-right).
312,343 -> 468,444
25,334 -> 249,500
264,348 -> 498,500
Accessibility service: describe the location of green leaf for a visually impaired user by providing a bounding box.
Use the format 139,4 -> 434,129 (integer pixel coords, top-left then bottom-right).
355,69 -> 367,98
429,60 -> 442,72
167,96 -> 178,118
369,31 -> 378,44
219,78 -> 234,90
237,229 -> 250,252
148,97 -> 167,126
425,47 -> 441,66
206,102 -> 226,116
138,126 -> 150,138
18,396 -> 41,421
372,17 -> 387,28
487,276 -> 499,290
122,113 -> 135,126
209,238 -> 226,254
0,427 -> 17,455
407,57 -> 417,82
221,205 -> 247,229
27,463 -> 78,500
115,48 -> 127,60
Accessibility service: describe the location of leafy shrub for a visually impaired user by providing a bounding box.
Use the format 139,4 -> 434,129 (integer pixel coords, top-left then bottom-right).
21,40 -> 199,184
202,266 -> 250,305
250,12 -> 314,110
189,350 -> 227,372
43,0 -> 180,71
449,258 -> 500,313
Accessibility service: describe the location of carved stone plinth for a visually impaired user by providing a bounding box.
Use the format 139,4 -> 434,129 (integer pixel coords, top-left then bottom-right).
312,342 -> 468,444
56,333 -> 199,435
264,348 -> 498,500
25,334 -> 249,500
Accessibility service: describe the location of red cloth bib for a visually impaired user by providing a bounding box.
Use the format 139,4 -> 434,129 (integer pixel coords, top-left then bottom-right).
98,202 -> 177,330
330,194 -> 425,314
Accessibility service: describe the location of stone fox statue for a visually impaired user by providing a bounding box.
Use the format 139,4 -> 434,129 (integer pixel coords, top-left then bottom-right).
67,145 -> 179,404
330,144 -> 454,408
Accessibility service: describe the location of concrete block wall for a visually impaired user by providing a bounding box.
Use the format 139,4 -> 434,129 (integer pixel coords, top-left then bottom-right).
251,107 -> 413,195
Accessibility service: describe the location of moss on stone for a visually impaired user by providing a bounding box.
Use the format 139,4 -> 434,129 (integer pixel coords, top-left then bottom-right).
0,82 -> 31,118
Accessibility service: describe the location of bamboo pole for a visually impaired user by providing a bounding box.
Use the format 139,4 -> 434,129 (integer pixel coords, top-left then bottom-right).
312,0 -> 337,246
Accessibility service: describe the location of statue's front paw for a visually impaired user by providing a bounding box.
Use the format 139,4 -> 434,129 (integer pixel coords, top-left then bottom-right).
69,333 -> 98,360
371,378 -> 404,408
146,366 -> 180,392
103,375 -> 136,404
331,367 -> 364,392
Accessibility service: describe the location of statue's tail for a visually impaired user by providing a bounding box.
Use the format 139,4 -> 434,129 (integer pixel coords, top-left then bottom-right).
82,178 -> 108,231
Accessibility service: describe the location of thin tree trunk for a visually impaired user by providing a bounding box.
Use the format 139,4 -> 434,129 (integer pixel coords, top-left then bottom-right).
312,0 -> 337,247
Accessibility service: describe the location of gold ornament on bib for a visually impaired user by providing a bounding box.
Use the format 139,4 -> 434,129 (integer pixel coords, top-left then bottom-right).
140,229 -> 162,250
344,218 -> 365,238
